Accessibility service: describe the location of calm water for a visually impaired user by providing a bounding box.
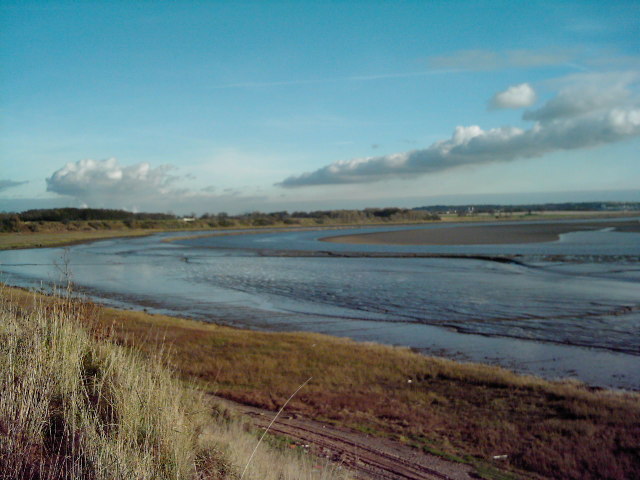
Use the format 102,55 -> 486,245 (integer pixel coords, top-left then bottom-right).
1,219 -> 639,390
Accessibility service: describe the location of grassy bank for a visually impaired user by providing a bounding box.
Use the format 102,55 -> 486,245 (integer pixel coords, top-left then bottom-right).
0,222 -> 428,250
0,287 -> 350,480
5,287 -> 639,480
0,229 -> 159,250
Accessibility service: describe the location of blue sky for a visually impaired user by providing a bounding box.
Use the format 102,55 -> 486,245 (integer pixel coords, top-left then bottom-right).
1,0 -> 639,214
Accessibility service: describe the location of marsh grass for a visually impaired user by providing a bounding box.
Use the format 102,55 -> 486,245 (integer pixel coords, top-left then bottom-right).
0,287 -> 350,480
0,291 -> 201,479
66,299 -> 640,480
0,229 -> 156,250
5,286 -> 640,479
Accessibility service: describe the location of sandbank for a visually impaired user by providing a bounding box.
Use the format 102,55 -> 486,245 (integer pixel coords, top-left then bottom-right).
322,219 -> 640,246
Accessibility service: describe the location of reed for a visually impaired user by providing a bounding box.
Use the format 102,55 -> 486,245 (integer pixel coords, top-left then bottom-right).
0,287 -> 350,480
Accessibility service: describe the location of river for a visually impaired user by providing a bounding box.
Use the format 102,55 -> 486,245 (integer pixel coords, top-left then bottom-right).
1,218 -> 639,390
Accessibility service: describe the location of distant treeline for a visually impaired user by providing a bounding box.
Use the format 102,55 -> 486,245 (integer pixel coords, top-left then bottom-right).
200,207 -> 440,226
415,202 -> 640,215
18,208 -> 176,222
2,201 -> 636,233
0,207 -> 440,232
0,208 -> 177,233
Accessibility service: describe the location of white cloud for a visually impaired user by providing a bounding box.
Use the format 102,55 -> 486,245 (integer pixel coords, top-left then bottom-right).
278,75 -> 640,187
490,83 -> 537,109
44,157 -> 270,214
524,72 -> 638,122
46,158 -> 179,203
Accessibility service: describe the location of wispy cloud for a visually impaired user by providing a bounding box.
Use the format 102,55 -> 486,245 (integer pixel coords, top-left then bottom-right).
0,179 -> 28,193
346,70 -> 460,81
278,73 -> 640,188
429,49 -> 502,71
526,72 -> 638,121
262,114 -> 359,130
211,70 -> 456,89
586,54 -> 640,70
505,50 -> 574,68
429,48 -> 574,71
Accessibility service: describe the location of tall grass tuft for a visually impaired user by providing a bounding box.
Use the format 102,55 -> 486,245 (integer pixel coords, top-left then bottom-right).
0,290 -> 201,479
0,288 -> 350,480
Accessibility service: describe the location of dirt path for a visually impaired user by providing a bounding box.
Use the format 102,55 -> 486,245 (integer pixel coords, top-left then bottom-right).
213,396 -> 478,480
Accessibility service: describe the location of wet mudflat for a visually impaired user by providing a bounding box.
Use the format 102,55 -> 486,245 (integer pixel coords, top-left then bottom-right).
1,218 -> 639,390
322,219 -> 640,245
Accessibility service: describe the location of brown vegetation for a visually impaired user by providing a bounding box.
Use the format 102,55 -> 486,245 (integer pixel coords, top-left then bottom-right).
0,229 -> 157,250
6,287 -> 639,480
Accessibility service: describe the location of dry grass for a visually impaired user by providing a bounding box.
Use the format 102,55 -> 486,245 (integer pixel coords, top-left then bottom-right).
0,287 -> 351,480
0,290 -> 203,479
5,286 -> 640,479
86,303 -> 640,479
0,230 -> 156,250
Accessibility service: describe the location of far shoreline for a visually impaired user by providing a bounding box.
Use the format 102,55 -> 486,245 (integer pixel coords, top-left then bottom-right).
3,210 -> 638,251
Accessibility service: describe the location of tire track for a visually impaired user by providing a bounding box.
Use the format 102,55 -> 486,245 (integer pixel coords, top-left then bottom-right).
213,396 -> 477,480
257,421 -> 456,480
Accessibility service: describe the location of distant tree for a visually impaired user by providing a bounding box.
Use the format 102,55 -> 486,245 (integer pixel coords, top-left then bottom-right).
1,214 -> 22,232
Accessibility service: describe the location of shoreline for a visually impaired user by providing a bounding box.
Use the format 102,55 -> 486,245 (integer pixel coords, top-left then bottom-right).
3,219 -> 640,390
0,229 -> 160,251
4,211 -> 636,251
7,275 -> 640,388
0,223 -> 435,250
5,284 -> 635,391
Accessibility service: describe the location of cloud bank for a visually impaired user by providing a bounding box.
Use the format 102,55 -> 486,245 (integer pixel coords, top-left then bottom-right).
490,83 -> 536,109
523,73 -> 635,122
45,157 -> 267,213
0,179 -> 27,192
46,158 -> 179,205
278,74 -> 640,188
